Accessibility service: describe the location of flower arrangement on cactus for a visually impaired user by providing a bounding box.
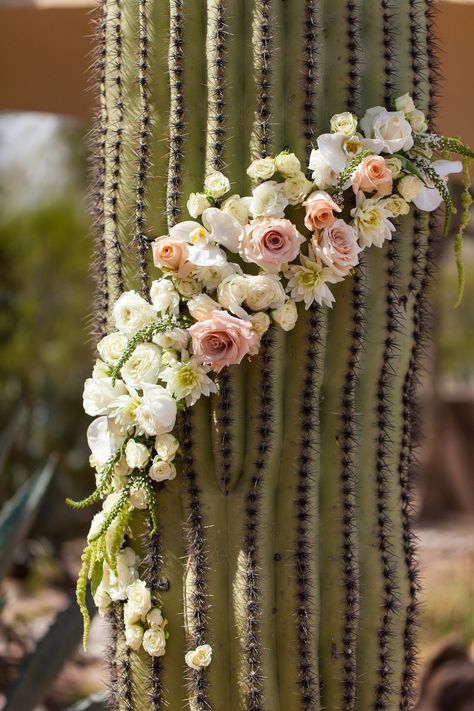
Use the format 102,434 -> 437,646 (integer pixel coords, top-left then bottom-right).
71,94 -> 473,663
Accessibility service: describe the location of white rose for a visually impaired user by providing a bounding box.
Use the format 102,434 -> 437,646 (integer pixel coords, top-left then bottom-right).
359,107 -> 414,154
120,343 -> 162,388
275,152 -> 301,177
221,195 -> 250,225
93,585 -> 112,616
187,293 -> 220,321
129,487 -> 148,510
397,174 -> 424,202
174,276 -> 202,297
330,111 -> 358,136
187,192 -> 211,218
379,195 -> 410,217
150,279 -> 180,315
185,644 -> 213,670
204,171 -> 231,198
83,370 -> 126,417
246,157 -> 275,181
153,327 -> 189,350
125,623 -> 144,651
147,608 -> 165,627
143,626 -> 167,657
385,156 -> 403,179
125,440 -> 150,469
217,274 -> 250,318
250,312 -> 271,337
155,433 -> 179,461
135,384 -> 177,436
244,274 -> 286,311
282,173 -> 313,206
97,332 -> 128,365
148,458 -> 176,482
395,93 -> 416,115
272,299 -> 298,331
112,291 -> 156,336
407,109 -> 428,134
248,181 -> 289,219
124,580 -> 152,624
308,149 -> 337,189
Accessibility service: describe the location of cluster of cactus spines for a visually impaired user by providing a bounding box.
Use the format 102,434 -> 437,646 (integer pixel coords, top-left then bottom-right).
206,0 -> 226,172
107,605 -> 121,711
251,0 -> 272,158
302,0 -> 318,159
166,0 -> 184,228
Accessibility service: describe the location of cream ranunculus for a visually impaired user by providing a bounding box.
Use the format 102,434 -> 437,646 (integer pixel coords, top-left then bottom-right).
379,195 -> 410,217
221,194 -> 250,225
330,111 -> 358,136
187,293 -> 221,321
150,279 -> 180,315
148,457 -> 177,482
187,192 -> 211,218
143,625 -> 167,657
120,343 -> 162,388
129,487 -> 148,509
250,311 -> 271,337
385,156 -> 403,179
407,109 -> 428,134
244,274 -> 286,311
217,274 -> 250,319
154,433 -> 179,461
395,93 -> 416,115
274,151 -> 301,177
112,291 -> 156,336
97,332 -> 128,366
247,181 -> 289,219
308,148 -> 338,190
282,172 -> 314,205
125,623 -> 144,651
359,107 -> 414,154
174,276 -> 203,298
397,174 -> 424,202
185,644 -> 213,670
147,607 -> 165,627
246,157 -> 275,181
125,440 -> 151,469
124,580 -> 152,624
135,384 -> 177,437
272,299 -> 298,332
204,171 -> 231,198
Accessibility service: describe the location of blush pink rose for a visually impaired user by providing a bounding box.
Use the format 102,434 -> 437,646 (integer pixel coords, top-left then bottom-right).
239,218 -> 305,273
352,155 -> 393,197
189,310 -> 260,372
303,190 -> 342,231
313,219 -> 361,278
152,237 -> 190,275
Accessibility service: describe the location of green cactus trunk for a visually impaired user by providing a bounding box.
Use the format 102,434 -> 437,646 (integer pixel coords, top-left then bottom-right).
92,1 -> 438,709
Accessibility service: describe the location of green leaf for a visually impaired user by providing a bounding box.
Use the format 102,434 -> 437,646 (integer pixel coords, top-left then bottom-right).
90,559 -> 104,596
397,155 -> 427,182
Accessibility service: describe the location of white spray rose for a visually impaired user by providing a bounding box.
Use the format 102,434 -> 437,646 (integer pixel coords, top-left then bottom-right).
153,327 -> 189,351
125,440 -> 150,469
125,623 -> 144,651
135,384 -> 177,437
97,332 -> 128,366
148,458 -> 176,482
395,93 -> 416,115
185,644 -> 213,670
275,152 -> 301,177
104,547 -> 139,601
204,171 -> 231,198
250,312 -> 271,337
308,149 -> 337,189
147,608 -> 165,627
217,274 -> 250,318
248,181 -> 289,218
187,293 -> 220,321
359,107 -> 414,154
112,291 -> 156,336
283,172 -> 313,205
379,195 -> 410,217
407,109 -> 428,133
221,194 -> 250,225
155,433 -> 179,461
397,174 -> 424,202
247,156 -> 275,181
143,626 -> 167,657
124,580 -> 152,624
129,487 -> 148,510
174,276 -> 202,297
272,299 -> 298,331
330,111 -> 358,136
187,192 -> 211,218
150,279 -> 180,315
244,274 -> 286,311
120,343 -> 162,388
385,156 -> 403,179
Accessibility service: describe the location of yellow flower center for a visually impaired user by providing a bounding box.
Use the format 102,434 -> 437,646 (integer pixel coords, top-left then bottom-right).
178,366 -> 197,387
190,227 -> 207,244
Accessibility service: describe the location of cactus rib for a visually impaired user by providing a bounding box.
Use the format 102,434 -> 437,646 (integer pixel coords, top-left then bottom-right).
205,0 -> 226,173
167,0 -> 185,228
302,0 -> 319,159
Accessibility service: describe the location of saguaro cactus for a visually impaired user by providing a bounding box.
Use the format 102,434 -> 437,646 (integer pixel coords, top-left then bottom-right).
91,1 -> 439,709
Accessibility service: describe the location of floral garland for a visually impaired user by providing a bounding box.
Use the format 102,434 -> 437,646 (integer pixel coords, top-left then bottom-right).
72,94 -> 472,664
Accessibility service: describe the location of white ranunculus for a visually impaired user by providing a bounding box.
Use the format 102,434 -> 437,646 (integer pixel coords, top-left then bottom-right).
130,487 -> 148,509
351,194 -> 396,248
275,152 -> 301,177
97,332 -> 128,366
125,439 -> 150,469
308,148 -> 338,189
187,192 -> 211,218
150,279 -> 180,315
217,274 -> 250,319
112,291 -> 156,336
385,156 -> 403,179
272,299 -> 298,331
359,107 -> 414,154
174,276 -> 203,298
147,607 -> 165,628
155,433 -> 179,461
185,644 -> 213,670
395,93 -> 416,115
397,174 -> 424,202
153,327 -> 189,351
412,159 -> 462,212
148,457 -> 176,482
187,293 -> 221,321
142,626 -> 167,657
282,172 -> 313,205
247,181 -> 289,219
124,579 -> 152,624
83,370 -> 127,417
330,111 -> 358,136
250,312 -> 271,337
221,194 -> 250,225
134,383 -> 177,437
247,157 -> 275,181
244,274 -> 286,311
125,623 -> 144,651
379,195 -> 410,217
120,343 -> 162,389
204,171 -> 231,198
407,109 -> 428,134
87,416 -> 124,467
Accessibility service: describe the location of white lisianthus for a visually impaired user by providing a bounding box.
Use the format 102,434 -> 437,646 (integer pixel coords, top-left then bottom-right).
250,312 -> 271,337
125,440 -> 151,469
351,194 -> 396,248
120,343 -> 162,389
204,171 -> 231,198
147,608 -> 166,627
272,299 -> 298,331
247,181 -> 289,219
221,194 -> 250,225
87,416 -> 124,467
308,149 -> 338,189
282,172 -> 313,206
187,192 -> 211,218
385,156 -> 403,179
148,457 -> 176,482
125,623 -> 144,651
244,274 -> 286,312
153,327 -> 189,351
174,276 -> 203,298
247,156 -> 275,181
185,644 -> 213,670
379,195 -> 410,217
397,174 -> 424,202
143,626 -> 167,657
275,152 -> 301,177
130,487 -> 148,510
135,384 -> 177,436
407,109 -> 428,134
395,93 -> 416,115
112,291 -> 156,336
150,279 -> 180,315
155,433 -> 179,460
359,107 -> 414,154
285,252 -> 338,309
330,111 -> 358,136
187,293 -> 221,321
83,369 -> 127,417
124,580 -> 152,624
217,274 -> 250,319
97,332 -> 128,366
161,357 -> 217,406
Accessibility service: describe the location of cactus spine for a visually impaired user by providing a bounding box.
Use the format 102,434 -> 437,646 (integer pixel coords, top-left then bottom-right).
92,1 -> 438,709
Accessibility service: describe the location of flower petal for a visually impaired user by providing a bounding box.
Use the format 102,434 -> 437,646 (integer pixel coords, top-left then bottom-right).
187,243 -> 228,267
169,220 -> 202,242
432,159 -> 463,178
202,207 -> 243,252
317,133 -> 347,173
412,186 -> 443,212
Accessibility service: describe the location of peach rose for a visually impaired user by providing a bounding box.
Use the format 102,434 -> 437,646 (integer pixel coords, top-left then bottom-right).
152,237 -> 189,275
313,218 -> 361,278
352,155 -> 393,196
303,190 -> 342,231
239,218 -> 305,273
189,310 -> 260,372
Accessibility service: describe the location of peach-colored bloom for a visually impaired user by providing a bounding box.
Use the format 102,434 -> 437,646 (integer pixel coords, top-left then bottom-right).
352,155 -> 393,196
189,310 -> 260,372
313,219 -> 361,278
239,218 -> 305,273
152,237 -> 189,275
303,190 -> 342,231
